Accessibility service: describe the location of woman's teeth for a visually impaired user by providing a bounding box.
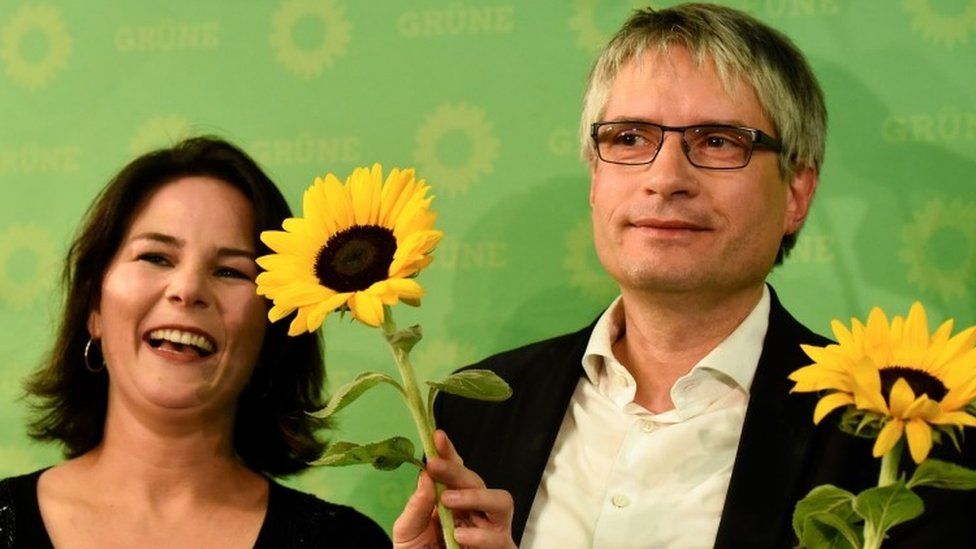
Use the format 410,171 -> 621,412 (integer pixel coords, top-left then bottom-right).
147,329 -> 215,356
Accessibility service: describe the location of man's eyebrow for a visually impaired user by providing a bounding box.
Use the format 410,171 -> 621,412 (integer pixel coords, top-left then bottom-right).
131,232 -> 255,259
602,117 -> 752,127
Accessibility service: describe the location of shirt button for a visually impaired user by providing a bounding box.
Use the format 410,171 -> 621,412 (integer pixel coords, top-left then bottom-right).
614,374 -> 630,387
640,420 -> 655,433
611,494 -> 630,508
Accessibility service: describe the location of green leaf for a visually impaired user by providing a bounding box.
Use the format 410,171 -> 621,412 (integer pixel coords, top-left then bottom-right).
311,437 -> 422,470
387,324 -> 423,353
937,425 -> 963,453
907,459 -> 976,490
307,371 -> 403,419
793,485 -> 859,547
797,513 -> 862,549
427,369 -> 513,401
852,482 -> 924,545
838,408 -> 883,439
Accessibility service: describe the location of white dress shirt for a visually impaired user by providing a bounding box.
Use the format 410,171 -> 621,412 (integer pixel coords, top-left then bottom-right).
520,287 -> 770,549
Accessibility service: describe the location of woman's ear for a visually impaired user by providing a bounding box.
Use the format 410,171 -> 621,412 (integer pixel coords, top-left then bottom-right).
87,309 -> 102,340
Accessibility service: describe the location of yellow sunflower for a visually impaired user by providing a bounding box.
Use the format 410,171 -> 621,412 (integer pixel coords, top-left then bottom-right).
789,302 -> 976,463
256,164 -> 443,333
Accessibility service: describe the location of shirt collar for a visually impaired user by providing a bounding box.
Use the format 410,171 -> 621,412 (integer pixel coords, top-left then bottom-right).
581,286 -> 770,394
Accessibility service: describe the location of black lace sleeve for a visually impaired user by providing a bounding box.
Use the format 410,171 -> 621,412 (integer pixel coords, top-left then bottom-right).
0,477 -> 15,549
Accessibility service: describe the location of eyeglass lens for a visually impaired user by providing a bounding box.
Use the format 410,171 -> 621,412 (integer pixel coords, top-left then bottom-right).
595,124 -> 756,168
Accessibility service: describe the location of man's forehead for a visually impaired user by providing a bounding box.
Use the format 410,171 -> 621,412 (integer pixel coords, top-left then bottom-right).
604,49 -> 759,120
619,46 -> 750,99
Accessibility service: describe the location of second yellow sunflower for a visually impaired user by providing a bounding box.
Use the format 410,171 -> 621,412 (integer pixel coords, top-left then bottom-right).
256,164 -> 443,333
789,302 -> 976,463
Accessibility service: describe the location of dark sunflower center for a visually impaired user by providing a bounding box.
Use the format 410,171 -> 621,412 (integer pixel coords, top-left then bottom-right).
879,366 -> 948,402
315,225 -> 397,292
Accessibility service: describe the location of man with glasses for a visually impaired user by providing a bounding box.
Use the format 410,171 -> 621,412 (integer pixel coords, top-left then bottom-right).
425,4 -> 972,548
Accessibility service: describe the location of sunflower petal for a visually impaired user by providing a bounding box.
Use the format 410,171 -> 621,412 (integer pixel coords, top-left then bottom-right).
929,411 -> 976,428
261,230 -> 319,257
873,419 -> 904,458
287,306 -> 313,336
851,358 -> 888,414
903,395 -> 941,421
306,292 -> 352,332
931,327 -> 976,374
789,365 -> 852,393
800,344 -> 846,370
268,303 -> 295,323
813,392 -> 855,424
349,292 -> 385,327
904,419 -> 933,463
389,278 -> 424,301
888,378 -> 916,418
904,302 -> 930,349
941,374 -> 976,411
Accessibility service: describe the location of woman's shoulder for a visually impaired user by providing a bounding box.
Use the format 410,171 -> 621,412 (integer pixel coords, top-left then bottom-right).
0,469 -> 52,549
256,480 -> 391,548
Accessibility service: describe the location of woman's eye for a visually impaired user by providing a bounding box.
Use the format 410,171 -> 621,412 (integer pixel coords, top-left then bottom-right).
215,267 -> 251,280
137,253 -> 170,266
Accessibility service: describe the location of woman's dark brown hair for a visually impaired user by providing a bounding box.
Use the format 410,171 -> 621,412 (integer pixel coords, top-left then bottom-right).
25,136 -> 329,476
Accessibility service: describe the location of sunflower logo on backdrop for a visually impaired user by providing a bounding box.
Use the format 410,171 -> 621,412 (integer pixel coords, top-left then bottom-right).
903,0 -> 976,47
269,0 -> 351,79
128,115 -> 195,156
0,3 -> 71,90
899,198 -> 976,302
568,0 -> 649,51
563,217 -> 618,302
0,224 -> 57,310
413,103 -> 499,197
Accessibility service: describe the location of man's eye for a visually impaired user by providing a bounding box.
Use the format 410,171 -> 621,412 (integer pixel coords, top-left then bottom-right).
703,135 -> 735,148
137,253 -> 170,266
612,131 -> 647,146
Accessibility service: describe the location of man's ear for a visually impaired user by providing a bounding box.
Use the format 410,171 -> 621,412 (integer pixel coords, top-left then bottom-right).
784,165 -> 818,235
589,158 -> 599,207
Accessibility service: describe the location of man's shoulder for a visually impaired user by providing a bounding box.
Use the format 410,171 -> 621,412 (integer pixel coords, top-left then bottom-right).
767,286 -> 832,349
458,323 -> 594,383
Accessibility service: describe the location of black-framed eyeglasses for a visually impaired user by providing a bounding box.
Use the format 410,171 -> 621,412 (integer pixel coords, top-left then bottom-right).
590,121 -> 783,170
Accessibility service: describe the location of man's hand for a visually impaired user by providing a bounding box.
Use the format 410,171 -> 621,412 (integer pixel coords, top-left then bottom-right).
393,430 -> 516,549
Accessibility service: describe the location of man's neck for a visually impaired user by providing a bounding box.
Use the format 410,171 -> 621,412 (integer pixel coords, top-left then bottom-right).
612,284 -> 765,413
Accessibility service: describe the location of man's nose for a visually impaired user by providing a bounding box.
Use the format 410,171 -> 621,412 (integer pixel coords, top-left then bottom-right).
641,134 -> 700,198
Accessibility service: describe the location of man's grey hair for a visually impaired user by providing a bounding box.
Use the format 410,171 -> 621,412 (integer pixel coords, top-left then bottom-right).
579,2 -> 826,262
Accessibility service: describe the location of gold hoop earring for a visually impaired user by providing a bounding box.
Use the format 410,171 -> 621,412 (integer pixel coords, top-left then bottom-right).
84,338 -> 105,373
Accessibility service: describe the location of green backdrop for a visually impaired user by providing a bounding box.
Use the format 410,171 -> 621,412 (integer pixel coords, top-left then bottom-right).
1,0 -> 974,533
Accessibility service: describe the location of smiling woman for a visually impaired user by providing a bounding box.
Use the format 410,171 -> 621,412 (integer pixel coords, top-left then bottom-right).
0,137 -> 389,548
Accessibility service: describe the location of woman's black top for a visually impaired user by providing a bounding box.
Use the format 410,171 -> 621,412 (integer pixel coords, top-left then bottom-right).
0,469 -> 391,548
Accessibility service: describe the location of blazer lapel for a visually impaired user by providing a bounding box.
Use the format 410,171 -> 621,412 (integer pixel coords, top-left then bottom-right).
502,327 -> 591,541
713,290 -> 824,549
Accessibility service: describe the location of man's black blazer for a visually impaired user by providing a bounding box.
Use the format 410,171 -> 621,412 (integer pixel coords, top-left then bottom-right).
434,288 -> 976,547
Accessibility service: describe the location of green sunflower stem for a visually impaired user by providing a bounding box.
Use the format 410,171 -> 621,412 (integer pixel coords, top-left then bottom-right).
878,441 -> 902,487
382,310 -> 460,549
